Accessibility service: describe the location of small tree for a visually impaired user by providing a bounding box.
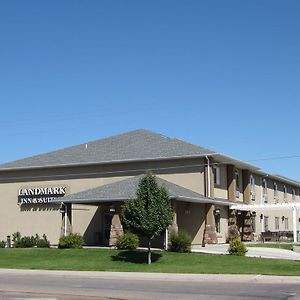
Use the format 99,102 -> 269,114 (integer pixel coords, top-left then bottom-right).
121,173 -> 173,264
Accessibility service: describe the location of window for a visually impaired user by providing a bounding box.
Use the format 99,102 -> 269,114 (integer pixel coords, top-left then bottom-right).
274,182 -> 278,203
275,217 -> 279,230
262,178 -> 268,203
251,215 -> 256,233
284,217 -> 289,230
214,212 -> 221,233
264,216 -> 269,232
292,188 -> 296,201
250,175 -> 256,200
235,170 -> 240,197
284,185 -> 288,203
213,165 -> 221,186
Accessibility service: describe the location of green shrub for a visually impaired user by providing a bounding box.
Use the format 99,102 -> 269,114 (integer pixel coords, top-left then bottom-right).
12,232 -> 50,248
116,232 -> 139,250
58,233 -> 84,249
12,232 -> 21,248
228,237 -> 247,256
19,236 -> 36,248
35,234 -> 50,248
169,230 -> 192,253
0,241 -> 5,248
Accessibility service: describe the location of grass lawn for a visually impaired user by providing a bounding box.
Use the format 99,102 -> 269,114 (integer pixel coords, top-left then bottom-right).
0,248 -> 299,275
247,243 -> 294,251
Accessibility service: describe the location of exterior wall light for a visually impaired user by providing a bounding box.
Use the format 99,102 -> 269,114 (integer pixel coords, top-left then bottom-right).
251,211 -> 256,216
260,214 -> 264,220
281,216 -> 285,222
109,206 -> 116,213
213,208 -> 221,215
59,204 -> 66,214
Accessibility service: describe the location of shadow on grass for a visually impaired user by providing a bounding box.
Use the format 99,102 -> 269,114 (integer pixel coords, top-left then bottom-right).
111,250 -> 162,264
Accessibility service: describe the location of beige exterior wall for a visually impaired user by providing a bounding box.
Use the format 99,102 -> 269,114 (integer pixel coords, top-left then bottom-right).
176,201 -> 206,244
158,172 -> 205,195
0,157 -> 210,245
214,164 -> 228,200
0,176 -> 130,244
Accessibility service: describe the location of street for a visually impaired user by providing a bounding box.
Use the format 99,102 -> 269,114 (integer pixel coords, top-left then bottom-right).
0,269 -> 300,300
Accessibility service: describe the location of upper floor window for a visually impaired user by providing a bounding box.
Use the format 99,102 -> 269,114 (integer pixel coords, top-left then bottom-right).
250,175 -> 255,200
235,170 -> 240,197
283,185 -> 288,203
292,188 -> 296,201
213,165 -> 221,186
274,182 -> 278,204
262,178 -> 268,203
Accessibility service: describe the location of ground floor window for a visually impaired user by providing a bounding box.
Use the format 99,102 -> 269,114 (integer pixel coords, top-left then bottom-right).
214,213 -> 221,233
275,217 -> 280,230
275,217 -> 279,230
284,217 -> 289,230
264,216 -> 269,232
251,215 -> 256,233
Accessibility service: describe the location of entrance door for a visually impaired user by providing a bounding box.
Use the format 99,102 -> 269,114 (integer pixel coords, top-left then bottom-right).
103,214 -> 113,246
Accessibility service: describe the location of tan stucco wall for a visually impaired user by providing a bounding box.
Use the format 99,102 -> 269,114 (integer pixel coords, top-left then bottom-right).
176,201 -> 206,244
214,165 -> 228,199
0,176 -> 130,244
0,157 -> 207,245
158,172 -> 205,195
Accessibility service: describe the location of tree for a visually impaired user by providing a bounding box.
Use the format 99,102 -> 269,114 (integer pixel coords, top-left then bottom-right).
121,173 -> 174,264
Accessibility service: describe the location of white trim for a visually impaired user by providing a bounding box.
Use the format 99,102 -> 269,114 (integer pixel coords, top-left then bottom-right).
230,202 -> 300,211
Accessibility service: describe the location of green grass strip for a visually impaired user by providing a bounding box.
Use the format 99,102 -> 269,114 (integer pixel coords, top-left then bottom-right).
0,248 -> 300,275
247,243 -> 294,250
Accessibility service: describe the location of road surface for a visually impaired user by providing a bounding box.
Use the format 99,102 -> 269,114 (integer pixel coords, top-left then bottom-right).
0,269 -> 300,299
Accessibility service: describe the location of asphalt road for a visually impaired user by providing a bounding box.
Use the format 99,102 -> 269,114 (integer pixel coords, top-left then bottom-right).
0,269 -> 300,300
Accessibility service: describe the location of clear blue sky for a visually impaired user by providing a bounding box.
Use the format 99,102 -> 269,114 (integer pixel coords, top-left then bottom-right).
1,1 -> 300,181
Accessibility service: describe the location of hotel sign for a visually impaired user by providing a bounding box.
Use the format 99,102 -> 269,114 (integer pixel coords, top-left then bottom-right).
18,187 -> 66,205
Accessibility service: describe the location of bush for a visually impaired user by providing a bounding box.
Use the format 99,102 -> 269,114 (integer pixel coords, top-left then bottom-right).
12,232 -> 21,248
228,237 -> 247,256
19,236 -> 36,248
35,234 -> 50,248
0,241 -> 5,248
116,232 -> 139,250
169,230 -> 192,253
12,232 -> 50,248
58,233 -> 84,249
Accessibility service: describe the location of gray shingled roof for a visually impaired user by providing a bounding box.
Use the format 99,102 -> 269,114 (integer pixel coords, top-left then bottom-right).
51,175 -> 232,206
0,129 -> 214,170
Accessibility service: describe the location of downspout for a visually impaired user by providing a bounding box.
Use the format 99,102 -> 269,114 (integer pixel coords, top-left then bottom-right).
293,206 -> 297,243
63,203 -> 67,237
206,156 -> 211,198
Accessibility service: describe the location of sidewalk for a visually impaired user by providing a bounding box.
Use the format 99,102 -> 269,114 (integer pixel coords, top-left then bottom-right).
0,268 -> 300,283
192,243 -> 300,260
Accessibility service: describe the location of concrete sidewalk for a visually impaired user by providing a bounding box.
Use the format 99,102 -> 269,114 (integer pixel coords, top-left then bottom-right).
192,243 -> 300,260
0,268 -> 300,283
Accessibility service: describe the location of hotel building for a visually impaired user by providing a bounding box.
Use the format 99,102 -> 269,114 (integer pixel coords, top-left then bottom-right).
0,129 -> 299,247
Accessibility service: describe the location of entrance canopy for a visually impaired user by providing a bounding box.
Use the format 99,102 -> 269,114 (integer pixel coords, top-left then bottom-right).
51,175 -> 232,206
